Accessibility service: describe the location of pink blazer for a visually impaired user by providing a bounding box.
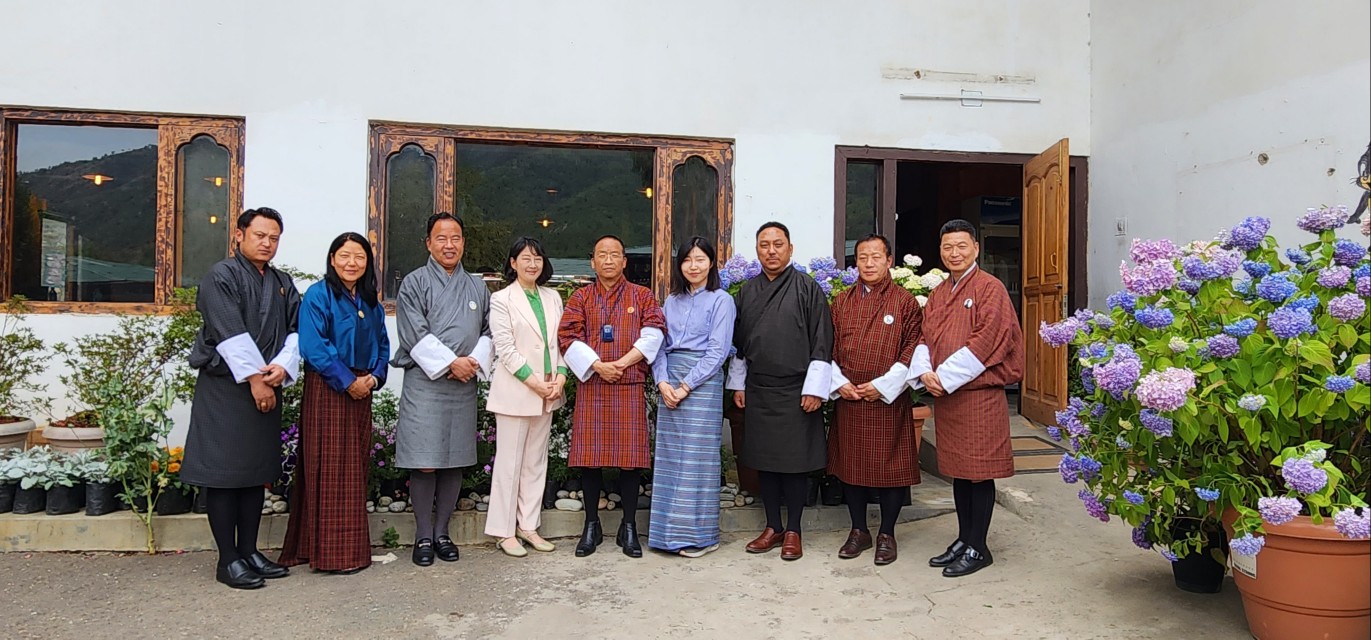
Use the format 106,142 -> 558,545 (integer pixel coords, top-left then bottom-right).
486,283 -> 567,416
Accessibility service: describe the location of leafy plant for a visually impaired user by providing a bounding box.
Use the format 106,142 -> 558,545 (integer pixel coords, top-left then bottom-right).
0,296 -> 51,419
367,390 -> 406,497
70,449 -> 114,484
101,376 -> 178,554
0,446 -> 75,490
381,526 -> 400,549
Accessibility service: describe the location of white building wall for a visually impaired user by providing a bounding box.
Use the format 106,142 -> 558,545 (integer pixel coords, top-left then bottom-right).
1088,0 -> 1371,308
1,0 -> 1092,434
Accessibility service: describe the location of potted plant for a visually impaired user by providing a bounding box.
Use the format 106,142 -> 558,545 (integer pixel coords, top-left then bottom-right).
102,376 -> 178,553
1040,207 -> 1369,637
153,446 -> 192,515
8,445 -> 54,514
72,449 -> 119,516
0,446 -> 25,512
0,296 -> 49,450
44,449 -> 84,515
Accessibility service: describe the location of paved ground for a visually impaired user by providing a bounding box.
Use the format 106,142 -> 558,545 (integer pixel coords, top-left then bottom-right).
0,473 -> 1252,640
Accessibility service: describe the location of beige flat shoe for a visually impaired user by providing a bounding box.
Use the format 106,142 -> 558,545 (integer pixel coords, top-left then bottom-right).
517,529 -> 556,552
498,537 -> 528,557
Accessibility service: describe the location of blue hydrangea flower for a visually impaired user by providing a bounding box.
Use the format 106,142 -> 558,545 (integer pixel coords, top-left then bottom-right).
1285,248 -> 1312,265
1195,487 -> 1220,502
1092,313 -> 1114,330
1123,490 -> 1145,505
1224,216 -> 1270,251
1288,295 -> 1319,312
1134,306 -> 1175,329
1059,454 -> 1080,484
1230,533 -> 1266,556
1332,239 -> 1367,267
1257,273 -> 1298,303
1091,403 -> 1106,419
1206,334 -> 1240,359
1267,306 -> 1314,339
1325,375 -> 1355,393
1356,363 -> 1370,385
1223,318 -> 1258,338
1080,367 -> 1096,394
1115,435 -> 1132,450
1106,291 -> 1137,312
1077,455 -> 1103,481
1242,260 -> 1272,279
1132,526 -> 1152,550
1237,394 -> 1266,411
1354,264 -> 1371,279
1139,409 -> 1174,437
1160,548 -> 1178,562
1177,279 -> 1201,295
1046,426 -> 1062,441
839,268 -> 859,286
1281,458 -> 1329,494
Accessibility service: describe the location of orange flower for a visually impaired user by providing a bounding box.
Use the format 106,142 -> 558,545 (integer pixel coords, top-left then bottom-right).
150,461 -> 161,473
168,462 -> 181,474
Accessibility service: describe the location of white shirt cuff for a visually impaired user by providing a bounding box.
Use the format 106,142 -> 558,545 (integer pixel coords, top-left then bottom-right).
634,327 -> 664,364
267,333 -> 301,387
801,360 -> 832,399
828,362 -> 851,400
725,356 -> 748,391
936,346 -> 987,395
216,332 -> 268,384
471,336 -> 494,382
412,334 -> 459,381
907,344 -> 932,390
872,362 -> 910,404
564,340 -> 600,383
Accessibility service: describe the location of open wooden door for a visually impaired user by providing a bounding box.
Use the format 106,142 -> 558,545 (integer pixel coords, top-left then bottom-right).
1020,139 -> 1069,425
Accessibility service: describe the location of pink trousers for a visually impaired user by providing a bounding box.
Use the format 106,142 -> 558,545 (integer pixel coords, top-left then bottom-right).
483,413 -> 553,538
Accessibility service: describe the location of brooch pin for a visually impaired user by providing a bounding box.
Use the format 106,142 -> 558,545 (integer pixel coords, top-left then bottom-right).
279,287 -> 285,295
883,314 -> 894,325
468,300 -> 478,310
358,310 -> 365,319
626,306 -> 636,314
964,298 -> 974,308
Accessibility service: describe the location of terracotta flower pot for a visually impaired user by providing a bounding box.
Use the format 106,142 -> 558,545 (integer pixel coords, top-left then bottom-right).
1223,508 -> 1371,640
911,404 -> 931,458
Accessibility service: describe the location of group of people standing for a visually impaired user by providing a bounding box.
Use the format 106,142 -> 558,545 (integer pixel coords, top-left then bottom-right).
179,207 -> 1023,591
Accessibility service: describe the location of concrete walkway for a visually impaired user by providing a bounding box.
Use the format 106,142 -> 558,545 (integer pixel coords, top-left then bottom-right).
1,472 -> 1252,639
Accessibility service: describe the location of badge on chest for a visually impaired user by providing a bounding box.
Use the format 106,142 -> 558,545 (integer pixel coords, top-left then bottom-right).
601,324 -> 615,342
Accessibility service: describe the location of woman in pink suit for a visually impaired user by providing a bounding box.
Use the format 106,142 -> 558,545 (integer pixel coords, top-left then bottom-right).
485,237 -> 569,557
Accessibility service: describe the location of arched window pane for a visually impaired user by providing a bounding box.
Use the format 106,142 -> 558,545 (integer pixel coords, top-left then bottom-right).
844,161 -> 879,267
671,156 -> 718,252
177,135 -> 231,288
384,145 -> 436,298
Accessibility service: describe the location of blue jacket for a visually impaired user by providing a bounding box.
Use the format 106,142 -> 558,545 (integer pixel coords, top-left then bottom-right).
299,280 -> 390,393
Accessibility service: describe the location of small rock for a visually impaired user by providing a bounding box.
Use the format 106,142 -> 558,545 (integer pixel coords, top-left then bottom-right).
469,492 -> 481,502
598,497 -> 608,510
379,496 -> 393,507
740,491 -> 749,497
263,500 -> 272,509
405,505 -> 413,512
572,491 -> 582,500
727,483 -> 738,491
608,493 -> 622,502
745,496 -> 755,505
271,502 -> 288,513
556,490 -> 569,499
605,500 -> 616,510
390,501 -> 407,511
475,502 -> 489,512
268,493 -> 282,502
555,498 -> 583,511
366,504 -> 375,513
720,501 -> 734,509
365,500 -> 375,508
645,490 -> 652,497
261,507 -> 272,515
457,498 -> 476,511
480,495 -> 490,504
734,496 -> 746,507
638,486 -> 646,495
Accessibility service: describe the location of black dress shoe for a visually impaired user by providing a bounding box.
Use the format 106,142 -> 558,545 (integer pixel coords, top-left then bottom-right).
244,552 -> 290,579
575,520 -> 603,557
928,540 -> 968,567
413,538 -> 435,567
435,536 -> 460,562
942,547 -> 993,577
617,520 -> 643,558
216,559 -> 265,590
326,566 -> 367,575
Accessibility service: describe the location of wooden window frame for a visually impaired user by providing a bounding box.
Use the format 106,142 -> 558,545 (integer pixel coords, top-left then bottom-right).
367,121 -> 734,306
833,145 -> 1090,311
0,106 -> 245,314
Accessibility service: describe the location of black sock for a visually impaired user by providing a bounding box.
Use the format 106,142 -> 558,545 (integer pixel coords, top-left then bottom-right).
782,473 -> 808,534
759,471 -> 783,531
205,487 -> 241,568
435,468 -> 464,539
952,478 -> 972,544
580,467 -> 603,524
234,486 -> 263,560
409,470 -> 436,542
617,468 -> 641,525
843,482 -> 869,532
877,487 -> 905,537
968,480 -> 996,555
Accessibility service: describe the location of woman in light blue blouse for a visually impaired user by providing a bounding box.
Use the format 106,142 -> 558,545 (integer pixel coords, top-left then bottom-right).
648,236 -> 735,557
279,232 -> 390,574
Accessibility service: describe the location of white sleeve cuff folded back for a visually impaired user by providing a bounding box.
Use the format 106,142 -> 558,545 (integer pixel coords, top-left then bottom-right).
216,332 -> 268,384
564,340 -> 600,382
412,334 -> 459,381
725,356 -> 748,391
936,346 -> 987,394
828,361 -> 851,400
634,327 -> 664,364
906,344 -> 932,390
801,360 -> 832,399
871,362 -> 911,404
267,333 -> 301,387
471,336 -> 494,382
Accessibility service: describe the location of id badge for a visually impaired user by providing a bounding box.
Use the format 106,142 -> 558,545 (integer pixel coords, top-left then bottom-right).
601,324 -> 615,343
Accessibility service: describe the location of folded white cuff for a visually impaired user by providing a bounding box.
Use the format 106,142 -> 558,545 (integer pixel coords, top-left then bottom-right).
267,333 -> 301,387
936,346 -> 987,394
471,336 -> 494,382
907,344 -> 932,390
725,356 -> 748,391
828,362 -> 851,400
801,360 -> 832,399
412,334 -> 459,381
216,332 -> 267,384
564,340 -> 600,383
634,327 -> 664,364
872,362 -> 910,404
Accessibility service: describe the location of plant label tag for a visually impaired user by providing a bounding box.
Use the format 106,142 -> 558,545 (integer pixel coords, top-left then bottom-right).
1230,552 -> 1257,579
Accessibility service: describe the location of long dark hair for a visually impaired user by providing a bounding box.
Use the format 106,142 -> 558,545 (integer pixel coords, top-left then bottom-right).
670,236 -> 721,295
503,236 -> 554,285
324,232 -> 379,304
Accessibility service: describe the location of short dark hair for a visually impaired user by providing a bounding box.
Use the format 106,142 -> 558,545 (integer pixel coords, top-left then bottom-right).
426,212 -> 464,237
670,236 -> 721,295
939,219 -> 978,243
592,235 -> 625,253
238,207 -> 283,231
854,233 -> 891,257
756,221 -> 790,241
324,232 -> 379,304
503,236 -> 555,286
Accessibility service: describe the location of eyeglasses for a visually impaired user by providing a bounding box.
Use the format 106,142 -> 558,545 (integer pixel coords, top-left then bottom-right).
594,252 -> 624,260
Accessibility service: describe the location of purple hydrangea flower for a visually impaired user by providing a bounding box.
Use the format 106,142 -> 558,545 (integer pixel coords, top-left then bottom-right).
1080,367 -> 1096,394
1078,489 -> 1110,522
1139,409 -> 1174,437
1132,526 -> 1152,549
1134,306 -> 1175,329
1070,437 -> 1082,452
1281,458 -> 1329,494
1356,363 -> 1370,385
1243,260 -> 1272,279
1223,318 -> 1258,338
1285,248 -> 1312,265
1359,276 -> 1371,298
1055,397 -> 1090,437
1288,295 -> 1320,312
1107,291 -> 1138,312
1135,368 -> 1197,412
1120,260 -> 1180,297
1224,216 -> 1270,251
1046,426 -> 1062,441
1329,294 -> 1366,321
1129,238 -> 1181,263
1039,318 -> 1084,347
1116,435 -> 1132,450
1234,278 -> 1255,296
1318,266 -> 1352,289
1237,394 -> 1266,411
1093,313 -> 1115,330
1332,239 -> 1366,267
1182,249 -> 1242,281
839,268 -> 859,286
1257,273 -> 1298,303
1295,205 -> 1348,233
1268,306 -> 1314,339
1177,279 -> 1201,295
1077,455 -> 1103,481
1230,533 -> 1266,556
1160,548 -> 1178,562
1094,344 -> 1143,400
1084,342 -> 1110,359
1354,263 -> 1371,279
1168,336 -> 1189,353
1059,454 -> 1080,484
1091,403 -> 1106,419
1124,490 -> 1145,505
1325,375 -> 1356,393
743,259 -> 762,279
1333,508 -> 1370,539
1206,334 -> 1240,359
1195,487 -> 1220,502
1258,496 -> 1302,526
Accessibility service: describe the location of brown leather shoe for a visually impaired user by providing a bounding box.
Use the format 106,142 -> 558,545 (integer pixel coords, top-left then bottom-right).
837,529 -> 873,559
745,527 -> 785,554
780,531 -> 803,560
874,533 -> 898,565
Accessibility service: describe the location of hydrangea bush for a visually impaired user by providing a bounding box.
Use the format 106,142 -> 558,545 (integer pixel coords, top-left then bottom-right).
720,253 -> 947,305
1040,206 -> 1370,562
